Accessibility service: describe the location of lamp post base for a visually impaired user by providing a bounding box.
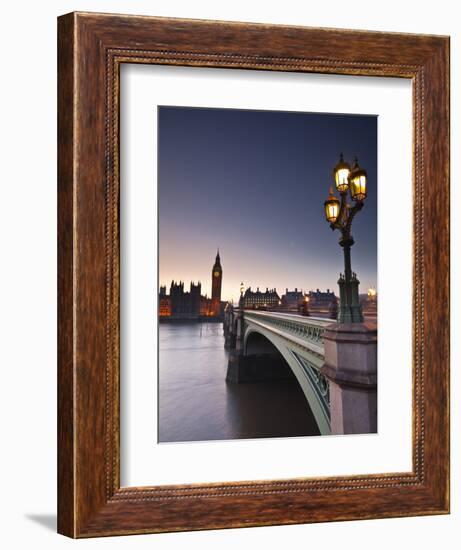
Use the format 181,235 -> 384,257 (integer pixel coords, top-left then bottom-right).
338,304 -> 364,324
321,321 -> 377,435
337,272 -> 363,323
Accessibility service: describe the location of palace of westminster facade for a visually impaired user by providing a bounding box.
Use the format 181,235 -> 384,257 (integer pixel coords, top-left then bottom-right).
158,251 -> 373,321
159,251 -> 224,320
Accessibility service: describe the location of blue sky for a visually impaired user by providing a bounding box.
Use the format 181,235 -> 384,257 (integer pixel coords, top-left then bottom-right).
158,106 -> 377,302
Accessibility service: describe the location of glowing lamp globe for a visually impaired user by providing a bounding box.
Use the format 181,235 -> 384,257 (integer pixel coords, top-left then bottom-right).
324,188 -> 340,223
350,158 -> 367,201
333,153 -> 351,193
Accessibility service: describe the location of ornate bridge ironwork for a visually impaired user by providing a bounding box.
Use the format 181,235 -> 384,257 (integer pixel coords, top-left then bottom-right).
242,311 -> 326,356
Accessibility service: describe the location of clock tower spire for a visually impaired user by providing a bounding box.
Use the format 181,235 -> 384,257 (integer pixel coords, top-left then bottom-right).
211,249 -> 222,317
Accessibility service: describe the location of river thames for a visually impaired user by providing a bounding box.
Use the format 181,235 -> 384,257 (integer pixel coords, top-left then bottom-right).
158,322 -> 319,443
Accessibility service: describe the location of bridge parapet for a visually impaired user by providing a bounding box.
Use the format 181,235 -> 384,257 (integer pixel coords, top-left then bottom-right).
243,311 -> 329,348
223,307 -> 331,359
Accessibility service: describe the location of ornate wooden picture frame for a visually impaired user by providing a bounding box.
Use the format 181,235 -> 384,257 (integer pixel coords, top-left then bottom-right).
57,12 -> 450,538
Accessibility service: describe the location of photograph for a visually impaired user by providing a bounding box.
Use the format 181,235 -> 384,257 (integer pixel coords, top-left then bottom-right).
157,105 -> 378,442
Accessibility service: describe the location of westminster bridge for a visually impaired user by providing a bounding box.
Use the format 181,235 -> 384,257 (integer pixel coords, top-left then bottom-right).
223,307 -> 377,436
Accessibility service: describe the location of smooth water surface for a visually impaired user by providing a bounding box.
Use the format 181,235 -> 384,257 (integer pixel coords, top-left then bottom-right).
158,322 -> 319,442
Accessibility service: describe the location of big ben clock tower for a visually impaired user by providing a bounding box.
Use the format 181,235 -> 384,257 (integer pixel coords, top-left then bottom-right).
211,250 -> 222,317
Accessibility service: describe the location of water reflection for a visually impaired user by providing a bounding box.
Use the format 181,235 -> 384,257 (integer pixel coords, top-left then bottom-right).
158,322 -> 319,442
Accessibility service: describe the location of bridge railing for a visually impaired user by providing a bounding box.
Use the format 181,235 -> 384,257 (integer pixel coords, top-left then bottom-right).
242,310 -> 332,349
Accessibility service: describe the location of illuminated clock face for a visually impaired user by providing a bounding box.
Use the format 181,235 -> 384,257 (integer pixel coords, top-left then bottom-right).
214,271 -> 220,277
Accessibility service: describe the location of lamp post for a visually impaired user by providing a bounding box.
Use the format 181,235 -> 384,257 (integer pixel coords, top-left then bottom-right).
324,154 -> 368,323
302,294 -> 310,317
234,282 -> 245,352
239,282 -> 245,308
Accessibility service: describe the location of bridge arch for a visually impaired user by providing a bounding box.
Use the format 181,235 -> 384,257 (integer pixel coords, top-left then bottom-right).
245,331 -> 284,356
243,325 -> 331,435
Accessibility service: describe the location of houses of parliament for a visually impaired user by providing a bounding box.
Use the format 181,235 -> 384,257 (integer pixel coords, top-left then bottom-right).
159,251 -> 225,320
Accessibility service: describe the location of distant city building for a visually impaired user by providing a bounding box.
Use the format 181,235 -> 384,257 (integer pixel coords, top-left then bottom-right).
281,288 -> 304,311
307,288 -> 338,317
159,251 -> 224,320
241,286 -> 338,315
169,281 -> 203,318
243,287 -> 280,309
159,285 -> 171,317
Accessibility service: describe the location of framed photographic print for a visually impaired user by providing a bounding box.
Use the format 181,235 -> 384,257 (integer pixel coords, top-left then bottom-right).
58,12 -> 450,537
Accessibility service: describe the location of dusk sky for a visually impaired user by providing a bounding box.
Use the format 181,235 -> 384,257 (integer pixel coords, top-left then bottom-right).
158,106 -> 377,303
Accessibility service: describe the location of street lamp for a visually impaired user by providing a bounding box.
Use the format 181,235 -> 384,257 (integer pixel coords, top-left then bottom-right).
324,154 -> 368,323
302,294 -> 310,317
239,282 -> 245,310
